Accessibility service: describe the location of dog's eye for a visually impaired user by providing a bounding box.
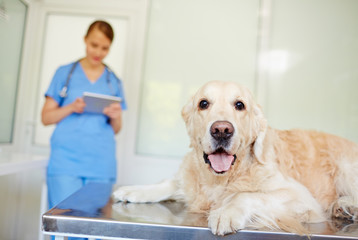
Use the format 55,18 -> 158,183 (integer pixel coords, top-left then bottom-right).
198,100 -> 210,110
235,101 -> 245,111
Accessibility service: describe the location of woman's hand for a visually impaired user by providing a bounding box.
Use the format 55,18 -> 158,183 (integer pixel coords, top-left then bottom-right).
41,97 -> 86,125
103,103 -> 122,133
71,97 -> 86,113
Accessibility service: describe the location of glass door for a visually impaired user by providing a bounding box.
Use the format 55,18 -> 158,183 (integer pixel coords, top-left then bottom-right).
0,0 -> 27,143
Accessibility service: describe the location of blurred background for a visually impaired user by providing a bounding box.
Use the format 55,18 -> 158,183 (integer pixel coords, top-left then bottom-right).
0,0 -> 357,239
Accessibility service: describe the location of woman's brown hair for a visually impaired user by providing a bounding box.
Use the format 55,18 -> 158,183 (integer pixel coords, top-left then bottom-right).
86,20 -> 114,42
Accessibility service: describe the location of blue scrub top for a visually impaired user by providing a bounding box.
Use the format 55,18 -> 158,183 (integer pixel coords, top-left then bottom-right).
45,62 -> 127,180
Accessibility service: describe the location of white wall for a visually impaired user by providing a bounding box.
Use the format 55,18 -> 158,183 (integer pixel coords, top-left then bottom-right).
263,0 -> 358,141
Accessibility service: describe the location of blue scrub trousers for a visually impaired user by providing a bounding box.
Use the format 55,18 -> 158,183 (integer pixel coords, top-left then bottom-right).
47,175 -> 114,240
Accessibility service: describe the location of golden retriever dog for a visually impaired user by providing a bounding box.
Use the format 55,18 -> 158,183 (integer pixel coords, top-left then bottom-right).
113,81 -> 358,235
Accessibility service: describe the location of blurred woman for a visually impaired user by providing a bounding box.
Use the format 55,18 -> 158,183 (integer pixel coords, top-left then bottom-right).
41,20 -> 127,213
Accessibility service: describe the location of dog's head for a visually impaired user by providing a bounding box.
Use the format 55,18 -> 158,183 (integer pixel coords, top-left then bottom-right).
182,81 -> 267,175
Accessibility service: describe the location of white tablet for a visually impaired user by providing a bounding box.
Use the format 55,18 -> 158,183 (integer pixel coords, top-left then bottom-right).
83,92 -> 122,114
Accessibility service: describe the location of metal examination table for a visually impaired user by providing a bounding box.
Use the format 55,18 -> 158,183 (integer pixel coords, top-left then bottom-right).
42,183 -> 358,240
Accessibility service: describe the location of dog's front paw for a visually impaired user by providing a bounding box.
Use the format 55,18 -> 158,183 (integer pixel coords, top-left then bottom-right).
112,185 -> 154,203
208,206 -> 245,236
331,196 -> 358,221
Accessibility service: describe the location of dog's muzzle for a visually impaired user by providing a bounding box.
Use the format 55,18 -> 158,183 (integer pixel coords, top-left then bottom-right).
203,121 -> 236,174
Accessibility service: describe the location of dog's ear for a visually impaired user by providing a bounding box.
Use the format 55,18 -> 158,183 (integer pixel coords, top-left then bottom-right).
181,96 -> 195,136
252,104 -> 268,164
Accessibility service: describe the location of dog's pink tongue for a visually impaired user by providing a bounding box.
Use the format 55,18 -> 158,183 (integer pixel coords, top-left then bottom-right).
208,153 -> 234,172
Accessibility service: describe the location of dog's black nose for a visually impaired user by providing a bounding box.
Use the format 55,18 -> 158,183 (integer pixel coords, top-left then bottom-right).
210,121 -> 234,141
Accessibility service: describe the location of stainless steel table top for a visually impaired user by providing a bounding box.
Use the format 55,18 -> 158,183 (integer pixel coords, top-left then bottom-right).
42,183 -> 358,240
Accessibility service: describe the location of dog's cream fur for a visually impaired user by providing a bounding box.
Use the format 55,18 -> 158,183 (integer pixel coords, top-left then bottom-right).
113,81 -> 358,235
